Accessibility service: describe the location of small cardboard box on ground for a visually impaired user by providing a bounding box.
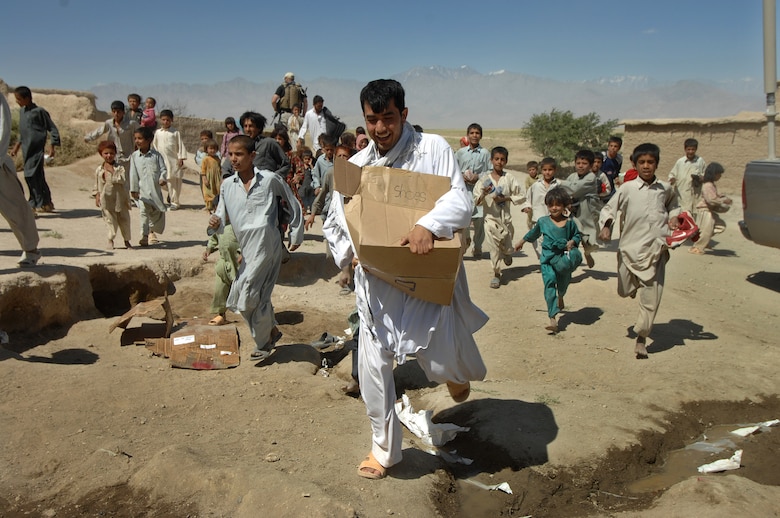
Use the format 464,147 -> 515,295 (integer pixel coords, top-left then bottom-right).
333,157 -> 462,305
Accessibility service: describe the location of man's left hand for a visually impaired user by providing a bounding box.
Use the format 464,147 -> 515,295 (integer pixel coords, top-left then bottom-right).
400,225 -> 434,255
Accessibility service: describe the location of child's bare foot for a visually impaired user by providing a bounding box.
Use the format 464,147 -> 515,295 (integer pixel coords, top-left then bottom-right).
585,252 -> 595,268
149,232 -> 159,244
635,336 -> 648,359
545,316 -> 559,333
557,295 -> 565,310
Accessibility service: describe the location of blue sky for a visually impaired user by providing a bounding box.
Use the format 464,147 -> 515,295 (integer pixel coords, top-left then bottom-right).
0,0 -> 772,91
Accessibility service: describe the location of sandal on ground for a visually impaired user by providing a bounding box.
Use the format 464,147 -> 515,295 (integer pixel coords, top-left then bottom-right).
208,315 -> 227,326
635,337 -> 649,359
357,452 -> 386,480
447,381 -> 471,403
18,250 -> 41,267
545,317 -> 559,334
250,328 -> 283,360
311,332 -> 339,349
688,247 -> 705,255
489,277 -> 500,289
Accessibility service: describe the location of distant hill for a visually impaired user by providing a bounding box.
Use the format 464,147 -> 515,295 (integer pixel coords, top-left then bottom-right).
90,66 -> 764,129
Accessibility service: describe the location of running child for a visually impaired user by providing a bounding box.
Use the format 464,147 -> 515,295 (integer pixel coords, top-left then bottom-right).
562,149 -> 600,268
515,187 -> 582,333
521,157 -> 563,259
474,146 -> 526,288
598,143 -> 680,359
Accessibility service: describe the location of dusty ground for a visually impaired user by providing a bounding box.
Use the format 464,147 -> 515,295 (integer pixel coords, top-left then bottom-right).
1,153 -> 779,517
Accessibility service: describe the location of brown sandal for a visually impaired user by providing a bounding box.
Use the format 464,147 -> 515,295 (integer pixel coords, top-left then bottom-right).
208,315 -> 227,326
357,452 -> 386,479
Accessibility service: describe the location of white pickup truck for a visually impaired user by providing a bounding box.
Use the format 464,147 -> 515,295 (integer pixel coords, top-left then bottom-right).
739,160 -> 780,249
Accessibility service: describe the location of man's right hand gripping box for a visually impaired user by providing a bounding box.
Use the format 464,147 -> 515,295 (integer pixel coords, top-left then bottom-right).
332,157 -> 463,306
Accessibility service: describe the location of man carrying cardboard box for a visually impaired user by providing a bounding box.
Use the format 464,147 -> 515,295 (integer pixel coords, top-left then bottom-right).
322,79 -> 488,480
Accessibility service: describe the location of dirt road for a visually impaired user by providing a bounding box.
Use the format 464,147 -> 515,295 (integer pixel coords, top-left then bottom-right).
1,156 -> 779,517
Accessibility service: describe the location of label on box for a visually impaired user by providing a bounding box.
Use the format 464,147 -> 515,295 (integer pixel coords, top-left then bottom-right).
172,335 -> 196,345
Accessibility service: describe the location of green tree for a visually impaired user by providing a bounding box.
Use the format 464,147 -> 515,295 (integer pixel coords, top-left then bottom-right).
521,109 -> 619,166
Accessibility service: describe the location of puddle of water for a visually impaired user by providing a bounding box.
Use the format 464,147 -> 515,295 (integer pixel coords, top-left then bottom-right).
628,423 -> 769,493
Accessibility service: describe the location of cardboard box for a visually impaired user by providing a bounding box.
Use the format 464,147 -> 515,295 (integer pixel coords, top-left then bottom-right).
146,323 -> 240,370
333,157 -> 463,305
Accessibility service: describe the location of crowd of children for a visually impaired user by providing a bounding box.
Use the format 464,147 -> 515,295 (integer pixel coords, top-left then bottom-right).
4,85 -> 732,362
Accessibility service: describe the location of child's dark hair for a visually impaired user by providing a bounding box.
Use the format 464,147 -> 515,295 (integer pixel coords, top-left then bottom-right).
225,116 -> 237,128
355,126 -> 366,136
127,93 -> 141,103
159,109 -> 174,119
200,129 -> 214,138
110,100 -> 125,112
491,146 -> 508,159
270,127 -> 292,152
230,134 -> 255,153
631,143 -> 660,164
321,135 -> 338,149
299,147 -> 313,159
526,160 -> 538,169
608,135 -> 623,147
684,138 -> 698,149
204,139 -> 219,151
575,149 -> 595,165
335,145 -> 353,157
592,152 -> 603,162
146,97 -> 157,107
134,126 -> 154,141
14,86 -> 32,99
467,122 -> 483,135
545,186 -> 571,207
540,157 -> 557,169
97,140 -> 117,154
702,162 -> 724,183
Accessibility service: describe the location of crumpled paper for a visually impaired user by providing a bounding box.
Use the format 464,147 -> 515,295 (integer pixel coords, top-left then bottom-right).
697,449 -> 743,473
394,394 -> 469,447
463,478 -> 513,494
730,418 -> 779,437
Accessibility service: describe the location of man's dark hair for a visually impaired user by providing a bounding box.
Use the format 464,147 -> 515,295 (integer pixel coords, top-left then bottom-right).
239,111 -> 267,132
359,79 -> 405,114
110,100 -> 125,111
14,86 -> 32,99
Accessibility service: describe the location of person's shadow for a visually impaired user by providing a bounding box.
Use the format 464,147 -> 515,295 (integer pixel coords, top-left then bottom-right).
629,319 -> 718,355
390,397 -> 559,480
0,346 -> 98,365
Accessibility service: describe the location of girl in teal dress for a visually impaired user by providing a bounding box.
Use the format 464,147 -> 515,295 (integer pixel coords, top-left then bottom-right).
515,187 -> 582,333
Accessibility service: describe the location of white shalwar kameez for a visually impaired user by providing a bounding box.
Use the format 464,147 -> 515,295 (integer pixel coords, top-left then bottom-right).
213,168 -> 303,354
323,123 -> 488,469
